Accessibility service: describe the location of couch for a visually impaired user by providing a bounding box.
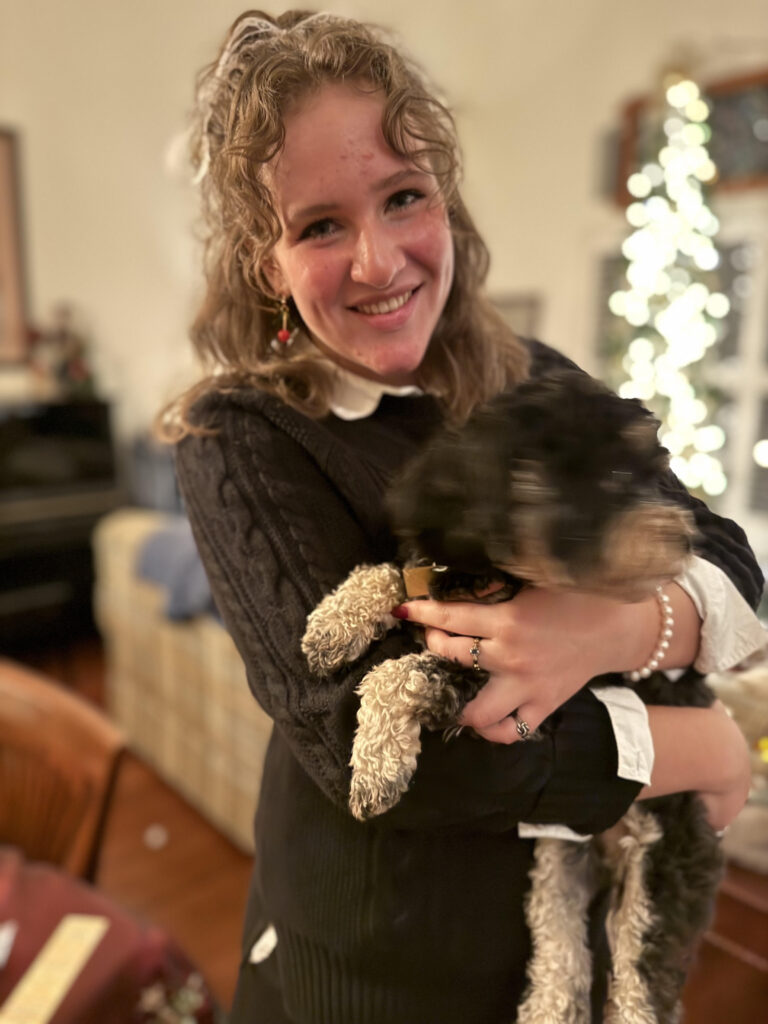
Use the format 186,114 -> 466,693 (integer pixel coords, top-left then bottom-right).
93,507 -> 272,852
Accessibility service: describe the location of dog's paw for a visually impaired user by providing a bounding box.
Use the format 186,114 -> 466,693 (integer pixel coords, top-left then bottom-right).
349,770 -> 412,820
347,654 -> 439,818
302,563 -> 405,675
302,612 -> 390,676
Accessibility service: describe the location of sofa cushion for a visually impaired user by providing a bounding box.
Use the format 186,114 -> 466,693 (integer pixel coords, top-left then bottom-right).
137,515 -> 217,620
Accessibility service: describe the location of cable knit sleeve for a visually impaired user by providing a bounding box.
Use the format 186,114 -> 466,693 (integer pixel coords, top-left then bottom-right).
660,472 -> 764,609
175,391 -> 639,833
176,398 -> 374,806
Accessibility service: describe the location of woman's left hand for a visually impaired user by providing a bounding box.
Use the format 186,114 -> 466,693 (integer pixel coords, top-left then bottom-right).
396,587 -> 664,744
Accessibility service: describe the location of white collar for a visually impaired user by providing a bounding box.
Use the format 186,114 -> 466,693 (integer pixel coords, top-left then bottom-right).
327,364 -> 424,421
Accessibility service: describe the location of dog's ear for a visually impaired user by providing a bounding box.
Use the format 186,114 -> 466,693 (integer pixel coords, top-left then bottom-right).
621,414 -> 663,454
594,503 -> 696,600
617,400 -> 670,475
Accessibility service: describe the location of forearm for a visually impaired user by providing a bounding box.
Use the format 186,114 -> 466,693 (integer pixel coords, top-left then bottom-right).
386,688 -> 641,834
618,581 -> 701,678
638,701 -> 751,830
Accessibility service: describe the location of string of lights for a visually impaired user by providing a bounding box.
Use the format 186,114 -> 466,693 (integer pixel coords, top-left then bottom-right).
610,75 -> 730,497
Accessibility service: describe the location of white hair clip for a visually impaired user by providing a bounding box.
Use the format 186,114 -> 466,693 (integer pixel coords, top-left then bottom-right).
192,12 -> 344,185
212,16 -> 281,80
193,16 -> 282,185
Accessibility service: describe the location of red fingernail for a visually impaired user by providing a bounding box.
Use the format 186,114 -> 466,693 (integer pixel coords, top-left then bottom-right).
391,604 -> 410,620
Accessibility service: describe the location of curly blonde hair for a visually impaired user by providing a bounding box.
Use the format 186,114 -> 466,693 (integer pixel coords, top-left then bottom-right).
162,9 -> 528,437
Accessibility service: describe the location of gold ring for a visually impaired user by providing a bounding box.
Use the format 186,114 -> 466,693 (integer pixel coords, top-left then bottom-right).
470,637 -> 482,672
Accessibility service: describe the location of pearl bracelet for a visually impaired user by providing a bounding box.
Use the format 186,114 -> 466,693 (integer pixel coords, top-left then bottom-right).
625,585 -> 674,683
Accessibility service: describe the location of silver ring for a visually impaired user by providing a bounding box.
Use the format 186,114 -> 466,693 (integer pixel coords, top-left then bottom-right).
470,637 -> 482,672
514,715 -> 531,740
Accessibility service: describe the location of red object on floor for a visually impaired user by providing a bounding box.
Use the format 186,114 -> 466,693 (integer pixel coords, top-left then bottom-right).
0,846 -> 218,1023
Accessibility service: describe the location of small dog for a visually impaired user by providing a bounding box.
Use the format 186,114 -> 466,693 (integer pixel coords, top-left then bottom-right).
302,370 -> 722,1023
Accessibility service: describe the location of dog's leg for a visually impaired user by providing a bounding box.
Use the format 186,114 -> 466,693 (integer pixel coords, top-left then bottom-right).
602,804 -> 662,1024
633,794 -> 723,1023
616,677 -> 722,1020
349,652 -> 471,819
302,563 -> 405,676
517,838 -> 595,1024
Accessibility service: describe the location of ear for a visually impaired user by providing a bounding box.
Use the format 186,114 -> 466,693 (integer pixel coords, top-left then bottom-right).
262,253 -> 288,297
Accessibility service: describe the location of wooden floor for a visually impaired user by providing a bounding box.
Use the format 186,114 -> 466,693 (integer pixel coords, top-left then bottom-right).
98,755 -> 253,1009
14,637 -> 768,1023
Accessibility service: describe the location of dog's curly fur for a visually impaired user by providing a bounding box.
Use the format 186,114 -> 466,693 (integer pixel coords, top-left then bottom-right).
302,370 -> 722,1022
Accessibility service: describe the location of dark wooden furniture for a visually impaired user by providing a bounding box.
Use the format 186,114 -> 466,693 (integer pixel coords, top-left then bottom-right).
0,399 -> 120,651
683,861 -> 768,1022
0,658 -> 125,882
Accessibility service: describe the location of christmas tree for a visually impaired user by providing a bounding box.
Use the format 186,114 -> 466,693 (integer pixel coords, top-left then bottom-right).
604,75 -> 732,499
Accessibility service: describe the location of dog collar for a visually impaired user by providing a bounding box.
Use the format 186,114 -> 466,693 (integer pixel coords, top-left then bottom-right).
401,564 -> 448,598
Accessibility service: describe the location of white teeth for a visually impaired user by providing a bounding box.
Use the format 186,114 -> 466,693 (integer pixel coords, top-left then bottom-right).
357,290 -> 413,315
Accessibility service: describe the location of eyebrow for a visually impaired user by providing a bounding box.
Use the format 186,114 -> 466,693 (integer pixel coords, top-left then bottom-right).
284,168 -> 426,226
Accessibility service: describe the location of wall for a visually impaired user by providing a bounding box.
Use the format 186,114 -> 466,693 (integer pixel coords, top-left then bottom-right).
0,0 -> 767,438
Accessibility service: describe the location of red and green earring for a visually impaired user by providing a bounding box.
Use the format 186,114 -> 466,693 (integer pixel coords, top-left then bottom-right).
271,296 -> 298,353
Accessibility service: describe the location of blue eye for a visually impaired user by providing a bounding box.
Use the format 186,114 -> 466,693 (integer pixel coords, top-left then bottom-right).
387,189 -> 424,211
299,218 -> 338,241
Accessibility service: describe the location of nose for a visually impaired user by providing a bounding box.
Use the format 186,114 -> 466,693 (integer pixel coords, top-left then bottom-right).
350,223 -> 406,288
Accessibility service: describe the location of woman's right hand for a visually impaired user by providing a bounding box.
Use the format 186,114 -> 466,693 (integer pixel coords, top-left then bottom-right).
398,586 -> 663,743
638,699 -> 751,831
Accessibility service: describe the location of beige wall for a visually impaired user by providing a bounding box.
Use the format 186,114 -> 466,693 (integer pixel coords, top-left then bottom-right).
1,0 -> 767,437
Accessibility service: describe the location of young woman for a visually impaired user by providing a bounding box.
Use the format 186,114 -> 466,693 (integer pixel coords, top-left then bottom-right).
167,11 -> 764,1022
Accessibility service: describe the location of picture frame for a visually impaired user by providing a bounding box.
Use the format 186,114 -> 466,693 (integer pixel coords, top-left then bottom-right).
0,128 -> 28,362
614,67 -> 768,207
491,292 -> 542,339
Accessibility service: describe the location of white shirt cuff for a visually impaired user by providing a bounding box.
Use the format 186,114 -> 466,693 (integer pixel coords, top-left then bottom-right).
518,822 -> 592,842
677,556 -> 767,673
518,685 -> 652,842
592,685 -> 654,785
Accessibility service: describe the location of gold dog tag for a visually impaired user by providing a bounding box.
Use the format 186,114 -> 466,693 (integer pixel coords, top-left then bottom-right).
401,564 -> 447,598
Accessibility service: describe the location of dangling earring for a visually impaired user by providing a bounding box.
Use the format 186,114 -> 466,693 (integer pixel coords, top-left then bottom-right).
270,296 -> 298,353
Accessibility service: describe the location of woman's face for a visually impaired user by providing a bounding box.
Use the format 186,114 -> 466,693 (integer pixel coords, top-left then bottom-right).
266,83 -> 455,386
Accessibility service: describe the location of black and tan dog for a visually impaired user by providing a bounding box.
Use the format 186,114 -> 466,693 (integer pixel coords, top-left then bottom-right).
302,370 -> 723,1023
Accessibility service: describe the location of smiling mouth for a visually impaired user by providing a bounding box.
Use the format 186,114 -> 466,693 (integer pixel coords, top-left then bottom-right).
353,288 -> 418,316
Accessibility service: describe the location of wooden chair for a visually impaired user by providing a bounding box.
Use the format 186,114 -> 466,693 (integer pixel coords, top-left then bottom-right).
0,657 -> 125,882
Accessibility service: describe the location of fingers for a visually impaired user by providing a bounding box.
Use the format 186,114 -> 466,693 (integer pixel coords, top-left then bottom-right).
415,602 -> 549,744
423,627 -> 531,731
460,677 -> 536,732
423,627 -> 496,669
474,717 -> 520,744
395,598 -> 502,639
472,706 -> 539,744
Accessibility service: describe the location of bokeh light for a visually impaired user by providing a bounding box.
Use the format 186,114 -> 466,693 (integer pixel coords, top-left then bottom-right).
612,73 -> 728,494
